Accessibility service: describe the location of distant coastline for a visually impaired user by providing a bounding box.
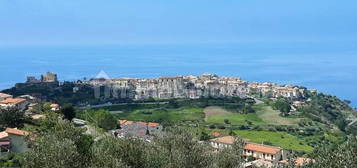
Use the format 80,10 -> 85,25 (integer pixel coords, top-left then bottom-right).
0,44 -> 356,107
1,71 -> 356,108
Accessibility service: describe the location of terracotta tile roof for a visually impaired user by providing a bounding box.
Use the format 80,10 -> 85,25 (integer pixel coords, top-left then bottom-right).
0,93 -> 12,98
148,122 -> 160,127
0,141 -> 10,146
210,132 -> 221,137
118,120 -> 125,125
0,131 -> 8,139
244,143 -> 281,155
50,104 -> 59,108
119,120 -> 134,125
137,121 -> 148,126
210,136 -> 236,144
0,98 -> 26,104
5,128 -> 29,136
295,157 -> 314,166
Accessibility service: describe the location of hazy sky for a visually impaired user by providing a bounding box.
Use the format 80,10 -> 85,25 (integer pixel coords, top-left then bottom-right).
0,0 -> 356,46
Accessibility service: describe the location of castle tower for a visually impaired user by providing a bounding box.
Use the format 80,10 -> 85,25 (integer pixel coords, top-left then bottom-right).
41,72 -> 58,83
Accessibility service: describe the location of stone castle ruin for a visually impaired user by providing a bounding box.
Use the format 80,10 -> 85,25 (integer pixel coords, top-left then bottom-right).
26,72 -> 58,83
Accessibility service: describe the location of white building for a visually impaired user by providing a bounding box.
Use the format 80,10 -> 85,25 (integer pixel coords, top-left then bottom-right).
210,136 -> 288,163
0,98 -> 29,111
2,128 -> 29,153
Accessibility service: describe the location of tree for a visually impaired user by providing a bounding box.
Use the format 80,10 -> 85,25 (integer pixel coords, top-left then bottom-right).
20,119 -> 271,168
90,109 -> 117,130
22,134 -> 81,168
310,136 -> 357,167
90,137 -> 129,168
98,111 -> 117,130
61,104 -> 76,120
214,138 -> 245,168
0,153 -> 21,168
42,102 -> 52,112
242,104 -> 255,114
168,99 -> 179,108
22,118 -> 94,168
272,98 -> 291,116
151,129 -> 213,168
228,128 -> 236,136
199,131 -> 210,141
0,107 -> 26,128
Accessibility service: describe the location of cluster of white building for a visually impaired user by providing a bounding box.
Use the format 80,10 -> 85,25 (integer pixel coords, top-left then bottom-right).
87,74 -> 308,100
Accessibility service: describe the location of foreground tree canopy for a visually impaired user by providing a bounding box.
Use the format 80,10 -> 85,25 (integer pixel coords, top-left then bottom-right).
7,115 -> 353,168
0,107 -> 27,128
20,118 -> 246,168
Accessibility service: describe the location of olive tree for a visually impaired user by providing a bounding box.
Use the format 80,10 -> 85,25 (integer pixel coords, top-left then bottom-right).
0,107 -> 26,128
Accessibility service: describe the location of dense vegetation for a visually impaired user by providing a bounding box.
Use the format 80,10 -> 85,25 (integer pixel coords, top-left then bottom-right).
2,82 -> 357,167
0,107 -> 27,129
233,130 -> 314,152
2,82 -> 103,105
1,114 -> 356,168
77,109 -> 117,130
272,97 -> 291,116
17,115 -> 247,168
299,93 -> 355,133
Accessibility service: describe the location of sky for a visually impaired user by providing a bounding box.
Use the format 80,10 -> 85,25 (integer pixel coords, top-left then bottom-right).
0,0 -> 356,46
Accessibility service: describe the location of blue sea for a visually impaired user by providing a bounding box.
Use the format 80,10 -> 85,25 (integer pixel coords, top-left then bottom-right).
0,42 -> 356,107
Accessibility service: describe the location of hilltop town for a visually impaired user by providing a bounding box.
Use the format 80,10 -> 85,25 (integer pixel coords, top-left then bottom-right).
87,73 -> 309,101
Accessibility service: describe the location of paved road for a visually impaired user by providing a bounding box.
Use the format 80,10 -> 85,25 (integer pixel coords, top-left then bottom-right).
254,98 -> 264,105
79,101 -> 168,109
79,97 -> 264,110
348,119 -> 357,126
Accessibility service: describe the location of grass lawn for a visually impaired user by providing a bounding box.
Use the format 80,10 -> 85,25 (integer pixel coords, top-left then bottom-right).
234,130 -> 314,153
254,104 -> 302,126
206,113 -> 266,125
114,107 -> 204,123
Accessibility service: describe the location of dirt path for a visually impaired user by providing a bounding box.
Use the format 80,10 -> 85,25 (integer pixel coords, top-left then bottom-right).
203,106 -> 232,121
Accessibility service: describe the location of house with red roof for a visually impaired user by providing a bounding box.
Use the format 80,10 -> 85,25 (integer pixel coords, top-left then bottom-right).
210,132 -> 222,137
0,98 -> 29,111
210,136 -> 288,162
4,128 -> 29,153
0,131 -> 10,154
50,104 -> 60,111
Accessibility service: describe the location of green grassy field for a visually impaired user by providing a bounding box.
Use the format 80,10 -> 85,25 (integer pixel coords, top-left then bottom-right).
114,107 -> 204,123
234,130 -> 314,152
254,104 -> 302,126
206,113 -> 266,125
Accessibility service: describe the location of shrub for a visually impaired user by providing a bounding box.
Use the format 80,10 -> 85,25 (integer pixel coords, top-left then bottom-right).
224,119 -> 230,124
208,125 -> 216,129
142,111 -> 153,115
